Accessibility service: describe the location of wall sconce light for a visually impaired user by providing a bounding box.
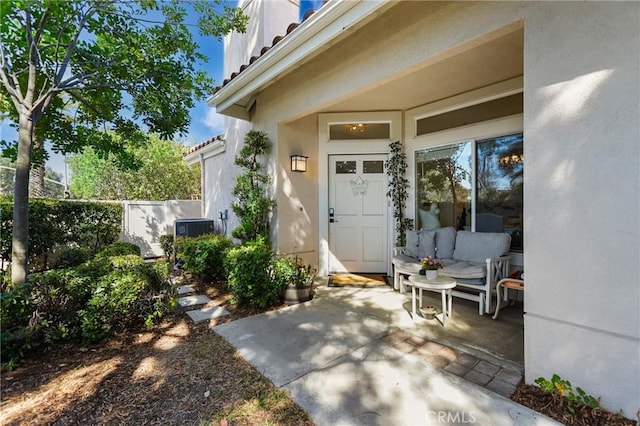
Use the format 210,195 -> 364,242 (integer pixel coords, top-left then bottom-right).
290,155 -> 308,173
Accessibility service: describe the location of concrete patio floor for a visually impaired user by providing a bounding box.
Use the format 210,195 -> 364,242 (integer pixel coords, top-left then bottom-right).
212,278 -> 550,425
334,279 -> 525,368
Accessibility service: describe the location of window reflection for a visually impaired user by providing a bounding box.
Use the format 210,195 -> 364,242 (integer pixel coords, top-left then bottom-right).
415,132 -> 523,252
415,143 -> 472,232
476,133 -> 523,251
335,161 -> 357,174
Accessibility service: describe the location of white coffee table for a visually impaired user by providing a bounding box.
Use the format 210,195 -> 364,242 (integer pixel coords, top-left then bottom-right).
407,274 -> 457,327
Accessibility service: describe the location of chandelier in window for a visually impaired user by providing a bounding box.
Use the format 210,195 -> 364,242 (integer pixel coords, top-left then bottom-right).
499,153 -> 524,166
348,123 -> 365,133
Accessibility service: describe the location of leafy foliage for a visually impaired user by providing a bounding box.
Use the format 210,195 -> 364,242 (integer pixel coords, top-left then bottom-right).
68,135 -> 201,200
231,130 -> 275,244
159,234 -> 175,262
0,243 -> 173,369
225,238 -> 278,309
0,197 -> 122,274
52,247 -> 91,269
0,0 -> 247,283
271,256 -> 316,290
177,234 -> 233,283
535,374 -> 600,413
386,141 -> 414,246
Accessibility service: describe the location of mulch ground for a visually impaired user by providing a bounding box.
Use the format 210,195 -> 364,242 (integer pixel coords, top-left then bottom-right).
512,380 -> 636,425
0,277 -> 314,426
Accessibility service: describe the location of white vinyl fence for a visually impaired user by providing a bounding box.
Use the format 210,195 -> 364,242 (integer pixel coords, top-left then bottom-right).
121,200 -> 202,258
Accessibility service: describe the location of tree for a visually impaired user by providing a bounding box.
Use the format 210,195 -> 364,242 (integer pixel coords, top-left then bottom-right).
231,130 -> 275,244
0,0 -> 247,284
69,134 -> 200,200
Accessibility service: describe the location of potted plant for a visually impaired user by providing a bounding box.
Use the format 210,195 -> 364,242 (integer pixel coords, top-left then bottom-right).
272,255 -> 316,305
420,305 -> 438,320
420,255 -> 442,280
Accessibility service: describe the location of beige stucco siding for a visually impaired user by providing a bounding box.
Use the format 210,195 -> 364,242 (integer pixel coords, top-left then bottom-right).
523,1 -> 639,417
211,0 -> 639,416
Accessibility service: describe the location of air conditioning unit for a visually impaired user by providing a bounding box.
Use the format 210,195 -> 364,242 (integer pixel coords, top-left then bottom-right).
174,218 -> 215,238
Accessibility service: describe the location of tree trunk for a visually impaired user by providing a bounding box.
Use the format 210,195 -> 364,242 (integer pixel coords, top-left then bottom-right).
30,163 -> 45,197
11,113 -> 33,284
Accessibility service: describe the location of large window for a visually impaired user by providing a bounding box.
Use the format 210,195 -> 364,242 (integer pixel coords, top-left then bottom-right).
415,133 -> 523,252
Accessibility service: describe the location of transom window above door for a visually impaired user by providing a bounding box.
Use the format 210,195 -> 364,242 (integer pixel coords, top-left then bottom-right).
415,133 -> 523,252
329,123 -> 390,140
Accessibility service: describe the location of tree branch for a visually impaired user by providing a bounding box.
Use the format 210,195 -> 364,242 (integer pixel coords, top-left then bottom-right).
55,4 -> 98,86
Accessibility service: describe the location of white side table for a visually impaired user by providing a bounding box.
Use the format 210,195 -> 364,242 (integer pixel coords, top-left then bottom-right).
407,274 -> 457,327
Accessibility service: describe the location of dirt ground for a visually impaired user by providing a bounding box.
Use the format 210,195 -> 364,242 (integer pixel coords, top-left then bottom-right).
0,278 -> 314,426
1,276 -> 636,426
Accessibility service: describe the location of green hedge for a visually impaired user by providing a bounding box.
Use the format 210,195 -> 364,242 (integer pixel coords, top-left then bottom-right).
225,238 -> 279,309
177,234 -> 234,283
0,197 -> 122,273
0,242 -> 173,370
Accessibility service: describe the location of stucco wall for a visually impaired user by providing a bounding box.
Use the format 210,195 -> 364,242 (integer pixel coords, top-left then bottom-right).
523,2 -> 639,417
201,118 -> 250,240
215,0 -> 639,416
225,0 -> 299,77
275,115 -> 319,267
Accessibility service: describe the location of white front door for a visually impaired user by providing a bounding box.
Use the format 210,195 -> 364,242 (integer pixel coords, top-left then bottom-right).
328,154 -> 388,273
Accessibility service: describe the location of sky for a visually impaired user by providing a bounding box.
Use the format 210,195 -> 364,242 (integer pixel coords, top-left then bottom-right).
0,0 -> 322,178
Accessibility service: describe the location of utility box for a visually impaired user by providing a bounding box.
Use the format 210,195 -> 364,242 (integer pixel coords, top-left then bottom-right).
174,218 -> 215,238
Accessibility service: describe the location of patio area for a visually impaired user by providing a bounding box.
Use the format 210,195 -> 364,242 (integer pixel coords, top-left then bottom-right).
314,277 -> 524,368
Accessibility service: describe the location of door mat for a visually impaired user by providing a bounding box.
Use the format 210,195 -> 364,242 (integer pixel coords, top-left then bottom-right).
328,273 -> 391,288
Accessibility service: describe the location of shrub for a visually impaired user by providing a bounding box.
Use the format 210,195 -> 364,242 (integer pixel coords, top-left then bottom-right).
0,243 -> 173,369
95,241 -> 141,259
0,197 -> 122,273
0,283 -> 33,368
159,234 -> 175,262
271,256 -> 315,290
177,234 -> 233,283
53,247 -> 92,269
230,130 -> 275,244
225,238 -> 278,308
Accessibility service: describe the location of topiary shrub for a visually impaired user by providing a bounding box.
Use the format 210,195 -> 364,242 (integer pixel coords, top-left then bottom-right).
225,238 -> 278,308
231,130 -> 275,244
177,234 -> 234,283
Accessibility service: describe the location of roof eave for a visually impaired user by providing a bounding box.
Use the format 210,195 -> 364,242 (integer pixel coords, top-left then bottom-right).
208,0 -> 389,119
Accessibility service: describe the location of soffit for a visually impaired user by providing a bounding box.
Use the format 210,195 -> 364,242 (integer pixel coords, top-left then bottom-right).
321,28 -> 524,113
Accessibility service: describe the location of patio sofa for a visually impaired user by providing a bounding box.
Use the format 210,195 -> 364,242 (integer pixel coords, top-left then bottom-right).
392,227 -> 511,315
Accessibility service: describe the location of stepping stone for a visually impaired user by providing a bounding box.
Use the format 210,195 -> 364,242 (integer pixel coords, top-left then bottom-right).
176,285 -> 196,295
178,294 -> 212,307
186,306 -> 231,324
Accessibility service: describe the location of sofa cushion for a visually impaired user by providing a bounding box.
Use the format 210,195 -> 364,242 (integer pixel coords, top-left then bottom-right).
392,254 -> 423,273
434,226 -> 456,259
405,230 -> 421,258
439,261 -> 486,279
452,231 -> 511,264
404,230 -> 436,258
